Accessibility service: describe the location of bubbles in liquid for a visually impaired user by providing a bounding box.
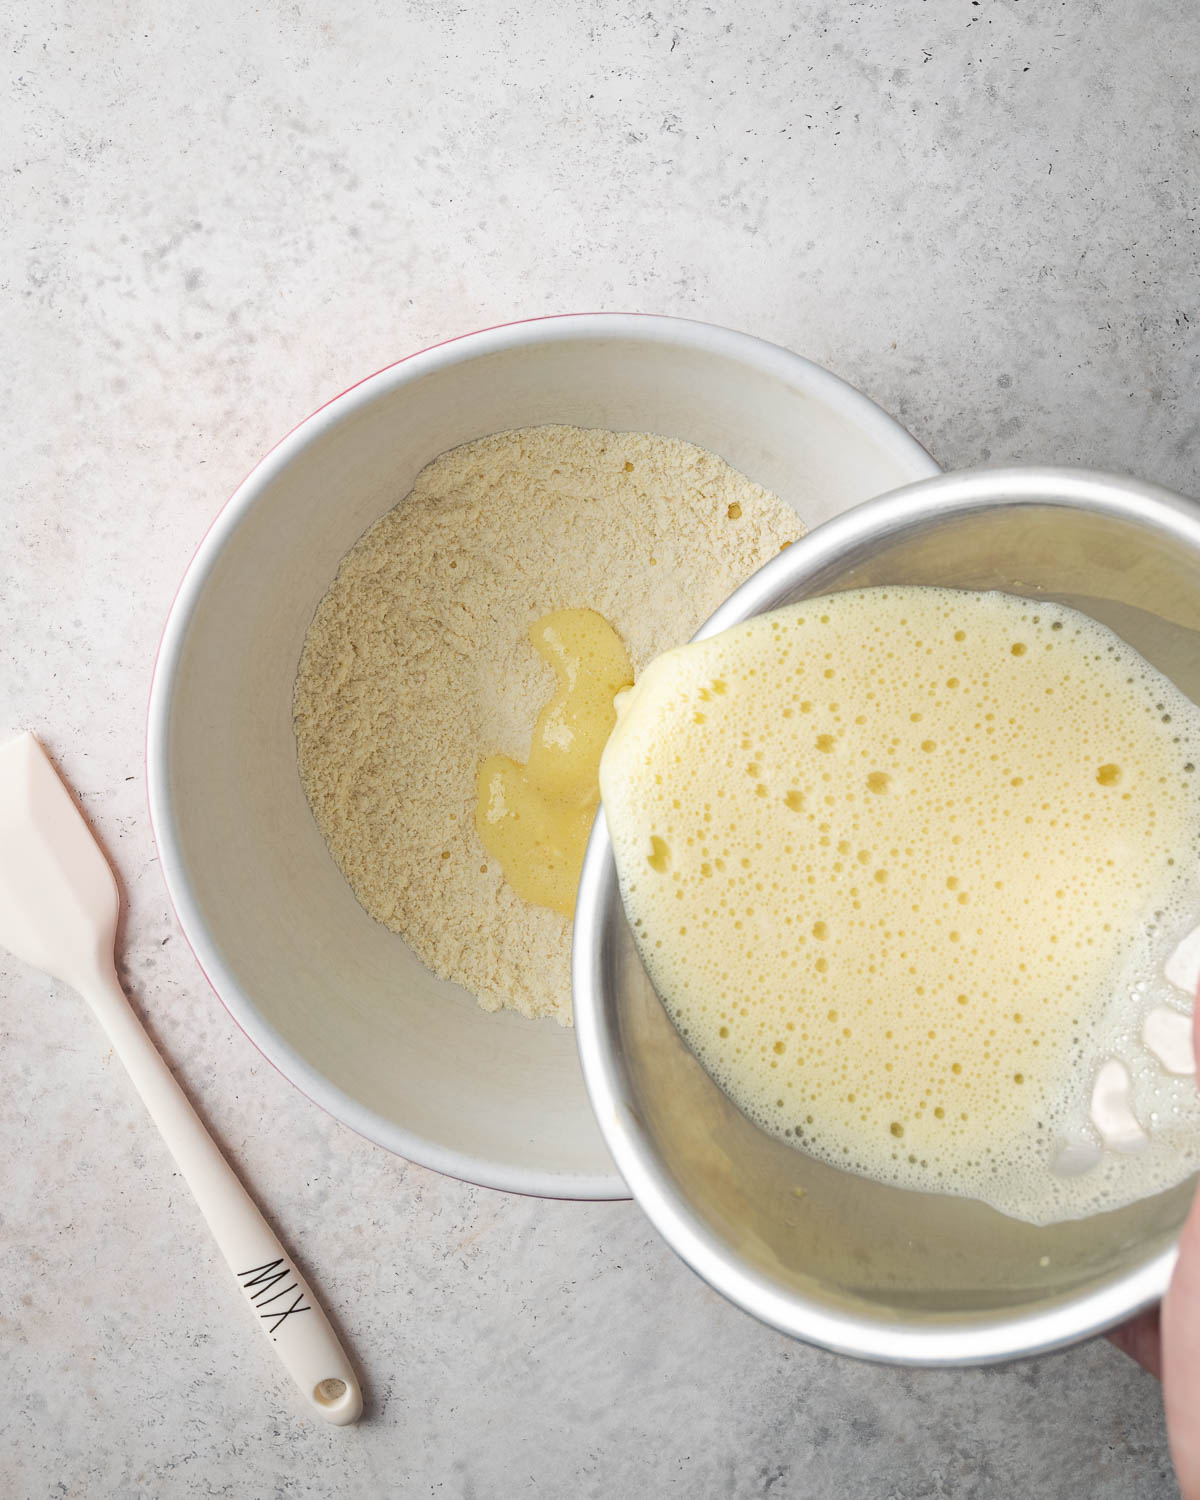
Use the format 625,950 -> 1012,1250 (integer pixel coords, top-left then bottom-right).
599,587 -> 1200,1225
647,836 -> 671,873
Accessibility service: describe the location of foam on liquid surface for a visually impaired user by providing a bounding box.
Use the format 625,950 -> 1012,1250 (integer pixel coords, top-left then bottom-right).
599,587 -> 1200,1224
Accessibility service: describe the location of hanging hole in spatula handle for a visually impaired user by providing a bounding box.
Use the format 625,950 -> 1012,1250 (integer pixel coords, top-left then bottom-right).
233,1242 -> 363,1425
313,1377 -> 350,1407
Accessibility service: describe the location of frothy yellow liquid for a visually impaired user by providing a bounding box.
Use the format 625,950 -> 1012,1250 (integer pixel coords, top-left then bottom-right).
477,609 -> 633,917
600,588 -> 1200,1223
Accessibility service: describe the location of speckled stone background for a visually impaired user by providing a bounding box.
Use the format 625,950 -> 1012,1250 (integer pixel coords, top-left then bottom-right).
3,1 -> 1198,1496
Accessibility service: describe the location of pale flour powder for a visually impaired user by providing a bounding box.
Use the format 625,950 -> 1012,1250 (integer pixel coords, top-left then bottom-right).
293,425 -> 802,1024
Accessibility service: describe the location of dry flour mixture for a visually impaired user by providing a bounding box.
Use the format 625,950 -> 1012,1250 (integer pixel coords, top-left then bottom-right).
294,425 -> 801,1024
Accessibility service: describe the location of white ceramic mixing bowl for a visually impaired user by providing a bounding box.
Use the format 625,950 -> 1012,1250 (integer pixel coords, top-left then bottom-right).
146,313 -> 938,1197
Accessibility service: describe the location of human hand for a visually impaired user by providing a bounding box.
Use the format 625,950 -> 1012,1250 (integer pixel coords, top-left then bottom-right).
1108,987 -> 1200,1498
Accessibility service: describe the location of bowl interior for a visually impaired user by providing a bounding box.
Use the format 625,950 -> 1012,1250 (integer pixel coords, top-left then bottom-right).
152,321 -> 937,1196
578,478 -> 1200,1342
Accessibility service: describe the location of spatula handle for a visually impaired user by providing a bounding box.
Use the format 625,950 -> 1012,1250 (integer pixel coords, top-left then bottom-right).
82,965 -> 362,1425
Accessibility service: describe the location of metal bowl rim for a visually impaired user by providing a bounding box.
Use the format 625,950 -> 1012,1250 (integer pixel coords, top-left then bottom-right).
573,463 -> 1200,1361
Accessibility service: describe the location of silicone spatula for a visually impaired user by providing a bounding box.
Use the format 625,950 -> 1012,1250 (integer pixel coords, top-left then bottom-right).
0,732 -> 363,1425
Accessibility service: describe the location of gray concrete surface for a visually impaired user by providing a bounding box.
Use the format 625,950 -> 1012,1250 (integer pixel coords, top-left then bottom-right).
3,1 -> 1198,1495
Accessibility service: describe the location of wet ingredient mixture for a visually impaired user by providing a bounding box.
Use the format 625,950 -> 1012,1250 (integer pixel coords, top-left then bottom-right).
475,609 -> 634,919
600,586 -> 1200,1222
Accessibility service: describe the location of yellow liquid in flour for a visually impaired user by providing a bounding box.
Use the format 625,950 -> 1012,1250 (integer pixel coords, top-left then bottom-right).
599,587 -> 1200,1223
477,609 -> 633,918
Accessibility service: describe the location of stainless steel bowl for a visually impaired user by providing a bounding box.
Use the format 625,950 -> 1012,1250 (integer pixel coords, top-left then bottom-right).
573,465 -> 1200,1365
